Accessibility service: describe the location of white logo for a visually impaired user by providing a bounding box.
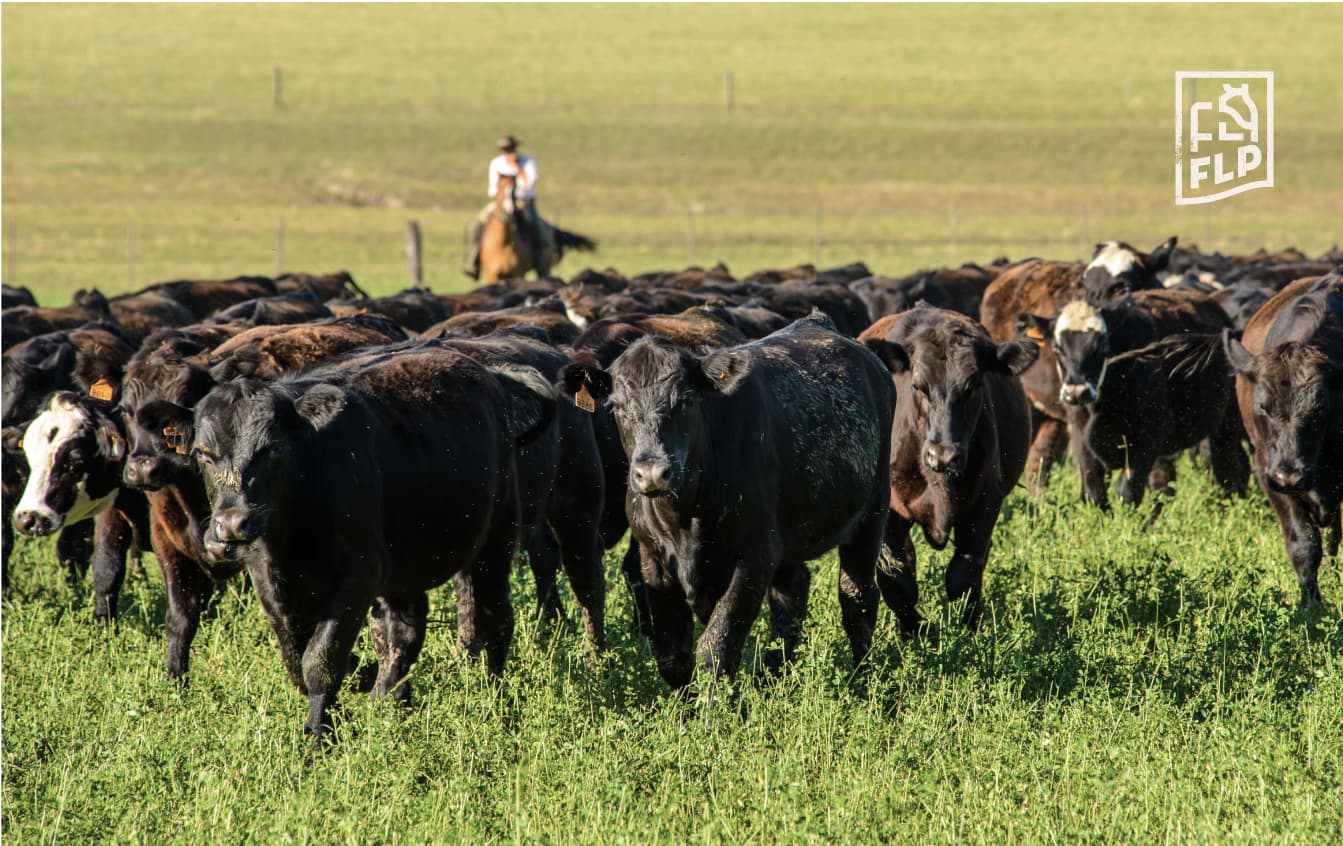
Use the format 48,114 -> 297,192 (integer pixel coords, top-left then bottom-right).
1175,71 -> 1273,205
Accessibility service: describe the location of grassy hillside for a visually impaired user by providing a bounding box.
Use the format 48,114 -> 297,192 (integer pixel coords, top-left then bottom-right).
2,462 -> 1340,843
4,3 -> 1342,301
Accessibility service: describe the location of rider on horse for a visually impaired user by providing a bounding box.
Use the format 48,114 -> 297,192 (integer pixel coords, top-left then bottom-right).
463,135 -> 545,280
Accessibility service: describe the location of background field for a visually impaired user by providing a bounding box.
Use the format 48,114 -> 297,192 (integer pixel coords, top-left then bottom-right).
3,4 -> 1342,844
3,3 -> 1343,301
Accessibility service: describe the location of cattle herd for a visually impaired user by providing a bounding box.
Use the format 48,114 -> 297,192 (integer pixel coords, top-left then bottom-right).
3,239 -> 1340,741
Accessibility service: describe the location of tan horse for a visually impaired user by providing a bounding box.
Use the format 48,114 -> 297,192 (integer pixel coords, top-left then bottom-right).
480,174 -> 597,283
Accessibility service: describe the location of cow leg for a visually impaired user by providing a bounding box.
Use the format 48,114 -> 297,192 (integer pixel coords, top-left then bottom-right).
161,547 -> 213,682
835,509 -> 883,663
696,556 -> 774,680
876,516 -> 921,637
641,547 -> 695,690
549,516 -> 606,653
369,592 -> 429,704
1327,506 -> 1341,561
622,538 -> 653,638
946,501 -> 1000,630
301,598 -> 371,742
763,558 -> 811,673
525,523 -> 564,623
1208,412 -> 1251,497
90,508 -> 134,624
1026,415 -> 1069,495
1114,450 -> 1156,508
55,521 -> 94,589
457,537 -> 515,676
1146,456 -> 1177,498
1266,490 -> 1324,609
1071,429 -> 1109,509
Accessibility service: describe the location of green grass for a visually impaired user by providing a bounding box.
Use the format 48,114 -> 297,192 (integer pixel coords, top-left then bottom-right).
3,460 -> 1341,843
4,3 -> 1343,302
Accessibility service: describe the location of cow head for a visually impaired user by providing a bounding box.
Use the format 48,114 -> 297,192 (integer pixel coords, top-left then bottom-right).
1022,300 -> 1110,406
865,318 -> 1036,476
1225,333 -> 1342,493
12,392 -> 126,537
192,379 -> 344,562
559,336 -> 751,499
118,335 -> 218,491
1082,237 -> 1177,304
2,336 -> 77,427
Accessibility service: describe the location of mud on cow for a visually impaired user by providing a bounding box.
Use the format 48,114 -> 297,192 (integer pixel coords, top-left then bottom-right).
559,313 -> 894,690
1224,274 -> 1343,608
192,346 -> 554,739
860,306 -> 1037,634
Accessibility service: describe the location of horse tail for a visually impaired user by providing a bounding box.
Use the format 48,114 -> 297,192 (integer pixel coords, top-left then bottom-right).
552,227 -> 597,260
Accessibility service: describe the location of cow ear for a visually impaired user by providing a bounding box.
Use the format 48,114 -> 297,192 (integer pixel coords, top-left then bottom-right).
294,383 -> 346,431
864,338 -> 910,375
210,349 -> 262,383
558,362 -> 613,402
699,349 -> 752,394
989,340 -> 1040,376
1146,236 -> 1178,274
1222,330 -> 1258,380
140,400 -> 194,455
93,411 -> 125,461
2,426 -> 24,454
1015,313 -> 1054,343
492,365 -> 556,446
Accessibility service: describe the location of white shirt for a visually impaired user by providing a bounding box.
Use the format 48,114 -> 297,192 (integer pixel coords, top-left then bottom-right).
487,154 -> 538,200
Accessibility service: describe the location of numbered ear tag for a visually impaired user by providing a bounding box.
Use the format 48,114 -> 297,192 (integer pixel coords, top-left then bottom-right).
163,424 -> 187,455
574,384 -> 596,414
88,378 -> 114,402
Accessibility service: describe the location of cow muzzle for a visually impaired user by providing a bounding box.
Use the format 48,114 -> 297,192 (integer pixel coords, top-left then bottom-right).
922,441 -> 964,476
1059,382 -> 1097,406
204,507 -> 261,561
630,459 -> 676,497
1267,461 -> 1311,494
14,508 -> 58,537
123,455 -> 167,491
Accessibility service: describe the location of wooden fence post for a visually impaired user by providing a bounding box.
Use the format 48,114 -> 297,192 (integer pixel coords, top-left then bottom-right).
276,216 -> 286,275
126,220 -> 135,286
5,220 -> 14,283
406,220 -> 423,287
686,207 -> 696,264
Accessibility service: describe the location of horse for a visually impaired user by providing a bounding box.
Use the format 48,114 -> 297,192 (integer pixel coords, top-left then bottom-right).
480,174 -> 597,284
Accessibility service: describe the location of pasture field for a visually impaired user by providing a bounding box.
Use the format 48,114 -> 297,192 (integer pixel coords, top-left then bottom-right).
4,3 -> 1343,844
3,3 -> 1343,301
2,461 -> 1341,843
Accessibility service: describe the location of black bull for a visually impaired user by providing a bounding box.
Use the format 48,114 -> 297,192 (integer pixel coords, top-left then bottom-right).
560,315 -> 895,689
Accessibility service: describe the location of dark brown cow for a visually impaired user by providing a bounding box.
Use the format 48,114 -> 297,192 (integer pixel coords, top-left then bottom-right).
273,271 -> 368,300
207,314 -> 408,381
422,302 -> 581,345
328,288 -> 450,332
3,299 -> 113,350
1224,274 -> 1343,608
860,306 -> 1037,633
72,289 -> 196,345
205,288 -> 332,327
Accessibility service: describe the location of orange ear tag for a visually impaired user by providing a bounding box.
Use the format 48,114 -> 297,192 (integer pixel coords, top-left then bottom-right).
163,424 -> 187,455
574,384 -> 596,414
88,378 -> 114,402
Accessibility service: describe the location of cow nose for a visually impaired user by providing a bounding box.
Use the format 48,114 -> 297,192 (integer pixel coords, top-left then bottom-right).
212,508 -> 255,543
1268,464 -> 1307,493
1060,383 -> 1097,405
15,510 -> 54,537
123,455 -> 157,489
923,442 -> 962,474
631,460 -> 673,495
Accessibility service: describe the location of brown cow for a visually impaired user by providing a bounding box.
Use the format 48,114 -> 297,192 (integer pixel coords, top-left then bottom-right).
1224,274 -> 1343,609
207,314 -> 408,381
860,306 -> 1037,633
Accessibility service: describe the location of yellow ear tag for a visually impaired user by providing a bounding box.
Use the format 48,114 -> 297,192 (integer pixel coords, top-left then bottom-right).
89,377 -> 114,402
574,384 -> 596,414
163,424 -> 187,455
1025,326 -> 1044,341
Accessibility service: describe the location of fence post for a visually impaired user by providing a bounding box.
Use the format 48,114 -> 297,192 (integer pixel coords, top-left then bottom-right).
950,198 -> 959,264
406,220 -> 423,287
813,204 -> 822,266
725,71 -> 734,112
5,220 -> 14,283
1080,202 -> 1091,260
274,66 -> 283,109
126,220 -> 135,286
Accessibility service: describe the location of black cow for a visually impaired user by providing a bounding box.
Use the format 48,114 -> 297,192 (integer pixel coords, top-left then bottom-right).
859,306 -> 1037,634
559,314 -> 894,689
3,284 -> 37,309
1021,289 -> 1248,509
1081,237 -> 1178,304
192,347 -> 553,739
206,287 -> 332,327
1224,274 -> 1343,608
